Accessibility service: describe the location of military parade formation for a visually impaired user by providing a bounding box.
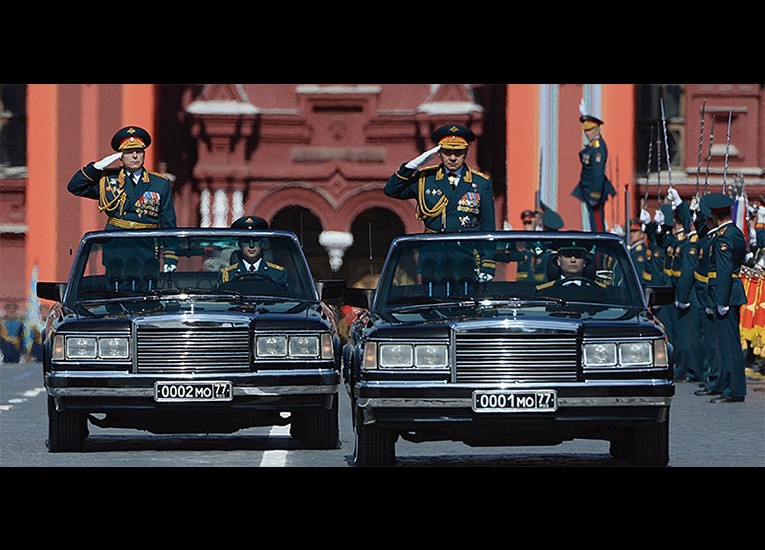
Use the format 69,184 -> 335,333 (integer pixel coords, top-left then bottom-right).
3,111 -> 763,410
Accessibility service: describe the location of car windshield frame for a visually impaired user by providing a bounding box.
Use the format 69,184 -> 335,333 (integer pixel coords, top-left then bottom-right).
372,231 -> 646,312
64,228 -> 320,304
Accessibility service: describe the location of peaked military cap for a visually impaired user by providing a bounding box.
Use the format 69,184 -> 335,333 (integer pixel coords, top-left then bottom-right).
111,126 -> 152,152
580,115 -> 604,130
521,209 -> 536,222
541,208 -> 564,230
629,218 -> 643,231
558,241 -> 588,257
231,216 -> 270,230
431,124 -> 476,150
705,193 -> 735,212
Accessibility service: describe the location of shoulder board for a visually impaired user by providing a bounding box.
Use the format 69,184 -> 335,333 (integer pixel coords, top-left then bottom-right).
419,165 -> 440,172
596,280 -> 608,288
536,281 -> 555,290
719,226 -> 728,235
470,169 -> 491,180
222,264 -> 238,273
591,139 -> 601,148
149,171 -> 170,180
690,234 -> 698,243
266,262 -> 285,271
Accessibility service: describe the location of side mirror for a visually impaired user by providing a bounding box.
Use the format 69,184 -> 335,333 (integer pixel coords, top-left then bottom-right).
37,282 -> 66,302
644,286 -> 674,307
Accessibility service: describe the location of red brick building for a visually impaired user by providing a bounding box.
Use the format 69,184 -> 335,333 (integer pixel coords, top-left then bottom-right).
2,83 -> 763,306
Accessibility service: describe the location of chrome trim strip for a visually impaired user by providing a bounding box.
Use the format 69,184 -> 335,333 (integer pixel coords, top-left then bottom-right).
49,384 -> 338,398
358,396 -> 672,408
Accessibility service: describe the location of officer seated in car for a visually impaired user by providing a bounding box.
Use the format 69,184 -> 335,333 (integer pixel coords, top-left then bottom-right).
535,242 -> 606,294
220,215 -> 288,288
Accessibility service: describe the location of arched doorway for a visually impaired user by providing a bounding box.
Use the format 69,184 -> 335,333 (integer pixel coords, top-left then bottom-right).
271,206 -> 332,280
343,207 -> 405,288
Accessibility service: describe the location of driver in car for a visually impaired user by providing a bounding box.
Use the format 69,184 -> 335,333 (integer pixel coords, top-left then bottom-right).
535,242 -> 607,291
219,236 -> 288,286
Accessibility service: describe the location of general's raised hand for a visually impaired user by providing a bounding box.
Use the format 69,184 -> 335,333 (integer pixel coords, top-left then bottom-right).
94,152 -> 123,170
405,145 -> 441,170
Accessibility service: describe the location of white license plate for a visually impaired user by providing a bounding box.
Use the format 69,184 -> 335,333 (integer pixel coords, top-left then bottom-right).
472,390 -> 557,412
154,381 -> 233,402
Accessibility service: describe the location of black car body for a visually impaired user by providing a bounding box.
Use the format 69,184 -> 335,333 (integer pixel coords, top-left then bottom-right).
37,228 -> 344,452
342,231 -> 675,466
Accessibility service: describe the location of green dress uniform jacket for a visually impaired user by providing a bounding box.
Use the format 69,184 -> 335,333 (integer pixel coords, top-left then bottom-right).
385,163 -> 496,234
68,163 -> 177,230
385,163 -> 496,277
571,136 -> 616,232
219,259 -> 289,287
629,240 -> 648,285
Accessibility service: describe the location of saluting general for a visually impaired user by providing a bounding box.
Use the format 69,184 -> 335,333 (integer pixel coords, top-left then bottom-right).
67,125 -> 179,281
385,123 -> 496,281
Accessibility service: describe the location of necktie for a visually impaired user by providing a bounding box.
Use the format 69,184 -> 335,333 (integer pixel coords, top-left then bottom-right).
448,172 -> 458,188
249,264 -> 255,272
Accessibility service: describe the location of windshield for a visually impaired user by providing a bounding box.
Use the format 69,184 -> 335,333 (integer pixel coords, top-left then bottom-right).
67,232 -> 318,303
374,233 -> 645,313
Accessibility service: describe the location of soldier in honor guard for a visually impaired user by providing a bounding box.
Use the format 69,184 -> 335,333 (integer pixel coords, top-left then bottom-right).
571,103 -> 616,233
67,126 -> 179,282
628,218 -> 648,280
698,193 -> 748,403
385,123 -> 496,282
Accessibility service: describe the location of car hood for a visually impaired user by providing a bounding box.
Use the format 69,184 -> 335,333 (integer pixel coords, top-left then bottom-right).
57,299 -> 331,331
366,306 -> 663,339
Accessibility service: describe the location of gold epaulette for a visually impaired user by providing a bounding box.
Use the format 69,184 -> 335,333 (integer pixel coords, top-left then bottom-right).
470,168 -> 491,180
220,263 -> 238,284
266,262 -> 285,271
536,280 -> 555,290
149,171 -> 170,180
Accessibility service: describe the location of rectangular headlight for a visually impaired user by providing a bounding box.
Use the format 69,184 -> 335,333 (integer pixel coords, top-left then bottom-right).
256,335 -> 288,357
379,343 -> 413,367
414,344 -> 448,368
289,335 -> 320,357
619,341 -> 652,366
583,342 -> 617,367
66,336 -> 98,359
99,337 -> 130,359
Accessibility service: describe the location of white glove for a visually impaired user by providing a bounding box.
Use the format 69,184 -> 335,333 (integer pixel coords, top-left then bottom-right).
94,152 -> 123,170
639,209 -> 651,225
477,272 -> 493,283
666,187 -> 682,208
674,301 -> 691,310
717,305 -> 729,316
746,252 -> 754,263
654,209 -> 665,225
705,307 -> 714,315
690,195 -> 701,212
163,263 -> 177,273
405,145 -> 441,170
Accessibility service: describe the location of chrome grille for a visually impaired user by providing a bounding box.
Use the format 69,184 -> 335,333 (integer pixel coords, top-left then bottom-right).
455,333 -> 579,383
136,326 -> 250,373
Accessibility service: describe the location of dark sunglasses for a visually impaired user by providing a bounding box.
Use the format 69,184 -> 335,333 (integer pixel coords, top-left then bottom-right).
238,238 -> 263,247
559,249 -> 586,259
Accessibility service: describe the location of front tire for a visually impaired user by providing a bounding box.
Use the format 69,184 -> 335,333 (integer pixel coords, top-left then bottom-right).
627,412 -> 669,467
353,405 -> 396,467
47,397 -> 87,452
292,397 -> 339,450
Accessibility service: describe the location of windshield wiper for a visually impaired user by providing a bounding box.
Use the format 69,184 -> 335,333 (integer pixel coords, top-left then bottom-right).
385,296 -> 479,312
